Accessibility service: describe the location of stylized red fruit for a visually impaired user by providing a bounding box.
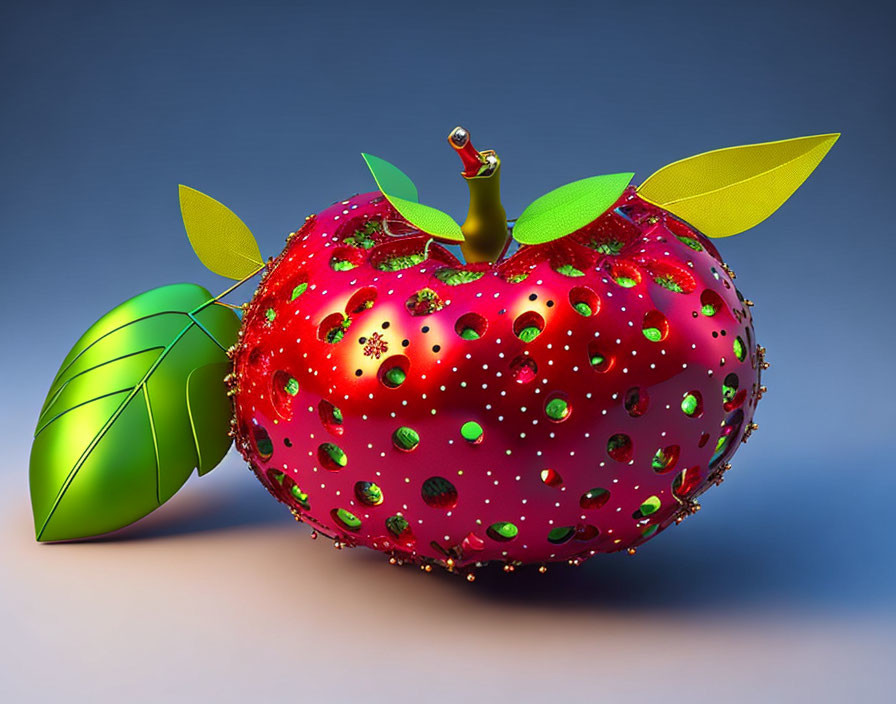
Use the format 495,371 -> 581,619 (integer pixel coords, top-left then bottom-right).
230,127 -> 769,571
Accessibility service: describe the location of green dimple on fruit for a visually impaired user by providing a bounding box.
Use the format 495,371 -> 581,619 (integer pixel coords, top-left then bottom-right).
591,239 -> 624,255
681,393 -> 699,416
290,282 -> 308,300
701,302 -> 717,316
517,326 -> 541,343
639,495 -> 661,516
376,253 -> 426,271
615,275 -> 637,288
459,327 -> 480,340
590,354 -> 606,367
270,469 -> 285,485
573,302 -> 592,316
393,426 -> 420,450
290,484 -> 310,509
265,308 -> 276,322
461,421 -> 483,443
331,406 -> 343,423
386,515 -> 409,538
654,275 -> 684,293
652,449 -> 668,470
355,481 -> 383,506
435,268 -> 485,285
330,258 -> 356,271
384,367 -> 406,387
677,236 -> 704,251
545,398 -> 569,421
642,327 -> 662,342
733,337 -> 746,361
554,263 -> 584,277
548,526 -> 575,544
284,377 -> 299,396
335,508 -> 361,531
322,443 -> 347,467
489,521 -> 519,540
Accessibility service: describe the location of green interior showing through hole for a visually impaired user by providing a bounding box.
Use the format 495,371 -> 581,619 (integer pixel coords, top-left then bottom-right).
460,421 -> 483,442
393,426 -> 420,450
384,367 -> 406,387
545,398 -> 569,420
517,326 -> 541,343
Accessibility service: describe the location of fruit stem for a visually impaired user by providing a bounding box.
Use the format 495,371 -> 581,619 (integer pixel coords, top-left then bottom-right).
448,127 -> 509,263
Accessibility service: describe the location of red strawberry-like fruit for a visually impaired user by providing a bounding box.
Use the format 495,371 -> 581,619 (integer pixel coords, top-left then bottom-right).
228,127 -> 778,574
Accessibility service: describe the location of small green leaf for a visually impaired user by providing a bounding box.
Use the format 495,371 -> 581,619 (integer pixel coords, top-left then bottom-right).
512,173 -> 634,245
30,284 -> 240,541
361,153 -> 464,243
179,186 -> 264,279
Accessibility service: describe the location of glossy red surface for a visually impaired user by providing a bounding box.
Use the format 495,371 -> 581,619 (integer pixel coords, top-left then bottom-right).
231,187 -> 760,569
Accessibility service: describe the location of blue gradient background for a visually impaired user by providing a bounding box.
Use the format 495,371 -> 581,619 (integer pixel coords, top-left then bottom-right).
1,1 -> 893,701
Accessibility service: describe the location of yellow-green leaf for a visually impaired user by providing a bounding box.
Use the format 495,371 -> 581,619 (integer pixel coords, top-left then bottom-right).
637,133 -> 839,238
179,185 -> 265,279
361,153 -> 464,242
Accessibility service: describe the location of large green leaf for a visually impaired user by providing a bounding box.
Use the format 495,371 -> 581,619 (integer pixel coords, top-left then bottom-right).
30,283 -> 240,541
512,173 -> 634,245
361,153 -> 464,242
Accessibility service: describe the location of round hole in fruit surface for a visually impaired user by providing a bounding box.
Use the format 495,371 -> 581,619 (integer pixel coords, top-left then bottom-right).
711,409 -> 745,466
547,526 -> 575,545
605,260 -> 641,288
700,290 -> 725,317
673,466 -> 702,499
681,391 -> 704,418
318,312 -> 350,344
634,495 -> 661,518
722,373 -> 740,404
580,487 -> 610,510
651,445 -> 680,473
405,288 -> 445,316
270,371 -> 299,420
509,355 -> 538,383
645,260 -> 697,294
454,312 -> 488,340
513,311 -> 545,343
392,426 -> 420,452
624,387 -> 649,417
345,286 -> 377,315
544,393 -> 571,422
487,522 -> 519,542
569,286 -> 599,317
318,400 -> 344,436
378,355 -> 409,388
421,476 -> 458,509
251,423 -> 273,461
318,442 -> 347,471
642,310 -> 670,342
289,483 -> 311,510
329,246 -> 363,272
460,421 -> 484,444
354,481 -> 384,507
331,507 -> 362,532
586,342 -> 615,372
733,336 -> 747,361
385,515 -> 416,546
607,433 -> 633,462
540,468 -> 563,488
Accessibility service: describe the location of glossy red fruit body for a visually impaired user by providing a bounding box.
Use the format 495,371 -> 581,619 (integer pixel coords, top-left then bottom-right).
231,186 -> 760,568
